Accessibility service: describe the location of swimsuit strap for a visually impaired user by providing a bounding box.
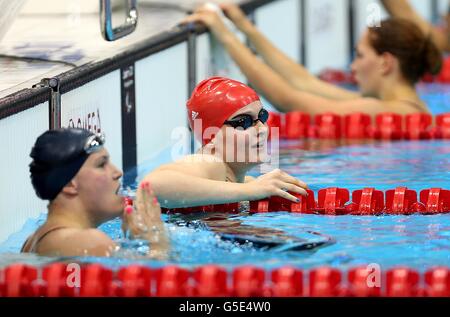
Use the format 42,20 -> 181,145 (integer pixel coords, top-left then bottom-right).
398,99 -> 428,112
21,226 -> 68,253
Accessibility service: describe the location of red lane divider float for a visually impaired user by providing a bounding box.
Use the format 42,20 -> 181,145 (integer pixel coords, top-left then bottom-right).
309,267 -> 343,297
347,266 -> 381,297
424,267 -> 450,297
41,263 -> 77,297
1,264 -> 38,297
405,113 -> 433,140
155,266 -> 191,297
80,264 -> 114,297
427,55 -> 450,84
193,265 -> 229,297
385,187 -> 423,215
318,68 -> 357,85
372,113 -> 403,140
386,267 -> 421,297
113,265 -> 153,297
344,113 -> 371,139
313,113 -> 343,139
436,113 -> 450,139
162,187 -> 450,215
2,264 -> 449,297
267,111 -> 450,140
232,266 -> 269,297
347,188 -> 384,215
284,112 -> 310,139
271,267 -> 303,297
421,188 -> 450,214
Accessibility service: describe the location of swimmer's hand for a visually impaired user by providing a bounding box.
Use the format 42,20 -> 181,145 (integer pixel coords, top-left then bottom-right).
122,182 -> 169,259
244,169 -> 308,202
220,3 -> 253,31
180,5 -> 233,43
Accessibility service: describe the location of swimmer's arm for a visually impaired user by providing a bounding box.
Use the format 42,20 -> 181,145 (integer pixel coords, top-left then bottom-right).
220,32 -> 415,116
142,163 -> 256,208
143,175 -> 251,208
282,91 -> 424,116
381,0 -> 449,52
236,14 -> 360,101
218,34 -> 365,115
183,11 -> 358,112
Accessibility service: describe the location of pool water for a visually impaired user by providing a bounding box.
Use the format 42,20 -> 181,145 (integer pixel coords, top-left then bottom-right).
0,82 -> 449,272
418,83 -> 450,114
1,139 -> 449,272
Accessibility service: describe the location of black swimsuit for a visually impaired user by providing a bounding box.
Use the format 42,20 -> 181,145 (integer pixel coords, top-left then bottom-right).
399,99 -> 428,112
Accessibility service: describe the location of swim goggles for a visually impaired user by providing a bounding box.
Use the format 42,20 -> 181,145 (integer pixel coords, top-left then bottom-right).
83,133 -> 105,154
224,108 -> 269,130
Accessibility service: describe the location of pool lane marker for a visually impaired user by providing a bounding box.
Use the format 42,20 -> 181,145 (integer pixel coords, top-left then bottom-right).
267,112 -> 450,140
160,187 -> 450,215
2,263 -> 450,297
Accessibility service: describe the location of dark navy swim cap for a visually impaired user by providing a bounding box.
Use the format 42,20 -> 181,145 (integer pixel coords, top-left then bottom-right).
29,128 -> 105,201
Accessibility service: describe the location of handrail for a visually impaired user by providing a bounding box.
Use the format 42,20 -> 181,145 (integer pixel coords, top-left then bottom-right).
100,0 -> 138,41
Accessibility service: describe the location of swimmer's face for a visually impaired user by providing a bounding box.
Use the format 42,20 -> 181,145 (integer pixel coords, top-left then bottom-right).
217,100 -> 269,164
73,148 -> 123,223
351,31 -> 385,96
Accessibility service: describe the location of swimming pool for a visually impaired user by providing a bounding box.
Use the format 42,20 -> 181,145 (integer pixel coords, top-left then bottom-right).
1,137 -> 449,273
0,83 -> 449,297
418,83 -> 450,114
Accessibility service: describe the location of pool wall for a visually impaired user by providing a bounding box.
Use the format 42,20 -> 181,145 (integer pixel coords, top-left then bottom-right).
0,0 -> 446,243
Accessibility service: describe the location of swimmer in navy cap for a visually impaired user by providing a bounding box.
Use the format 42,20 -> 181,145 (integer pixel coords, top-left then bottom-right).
22,128 -> 168,257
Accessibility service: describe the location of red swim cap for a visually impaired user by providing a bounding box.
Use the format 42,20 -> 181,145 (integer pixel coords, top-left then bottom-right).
187,77 -> 260,145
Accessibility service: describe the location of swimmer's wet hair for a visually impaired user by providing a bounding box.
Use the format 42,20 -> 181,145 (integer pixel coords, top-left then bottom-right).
368,18 -> 442,84
29,128 -> 102,200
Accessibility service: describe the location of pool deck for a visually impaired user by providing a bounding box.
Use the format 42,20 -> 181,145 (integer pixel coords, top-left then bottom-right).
0,0 -> 248,98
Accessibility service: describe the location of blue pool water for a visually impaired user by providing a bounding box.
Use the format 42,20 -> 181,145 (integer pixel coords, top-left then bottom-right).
0,83 -> 449,271
1,139 -> 449,272
418,83 -> 450,114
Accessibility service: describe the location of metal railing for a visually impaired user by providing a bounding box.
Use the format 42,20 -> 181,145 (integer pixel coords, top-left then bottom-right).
100,0 -> 138,41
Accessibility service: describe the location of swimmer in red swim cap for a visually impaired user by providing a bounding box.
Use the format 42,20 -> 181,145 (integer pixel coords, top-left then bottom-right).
142,76 -> 308,209
187,76 -> 261,146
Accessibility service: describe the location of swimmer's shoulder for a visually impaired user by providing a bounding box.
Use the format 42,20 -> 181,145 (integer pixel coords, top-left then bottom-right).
355,97 -> 430,115
36,227 -> 116,257
383,99 -> 430,115
177,153 -> 224,164
153,154 -> 228,180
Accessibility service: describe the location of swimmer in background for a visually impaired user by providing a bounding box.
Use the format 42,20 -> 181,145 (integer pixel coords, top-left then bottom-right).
141,76 -> 308,209
182,3 -> 442,116
21,128 -> 168,258
381,0 -> 450,53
